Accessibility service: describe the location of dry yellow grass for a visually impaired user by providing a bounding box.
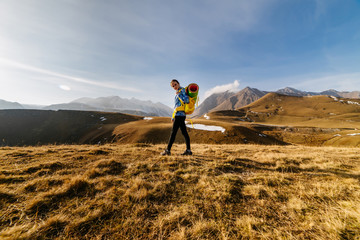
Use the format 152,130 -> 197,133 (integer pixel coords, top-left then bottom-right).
1,143 -> 360,239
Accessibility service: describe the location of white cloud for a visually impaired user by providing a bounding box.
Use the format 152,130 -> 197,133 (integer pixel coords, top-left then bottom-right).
0,1 -> 275,102
0,57 -> 142,93
204,80 -> 240,98
0,1 -> 273,64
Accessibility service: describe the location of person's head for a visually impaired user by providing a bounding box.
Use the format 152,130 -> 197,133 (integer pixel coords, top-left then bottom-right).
170,79 -> 180,90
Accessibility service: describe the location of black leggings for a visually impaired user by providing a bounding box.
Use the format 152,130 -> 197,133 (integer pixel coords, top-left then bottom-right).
167,116 -> 191,151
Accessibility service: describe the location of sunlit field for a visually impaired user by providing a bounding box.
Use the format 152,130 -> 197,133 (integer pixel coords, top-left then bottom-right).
1,143 -> 360,239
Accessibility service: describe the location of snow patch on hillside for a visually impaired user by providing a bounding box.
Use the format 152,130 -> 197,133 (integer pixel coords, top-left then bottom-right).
347,101 -> 360,106
330,96 -> 338,101
333,133 -> 360,137
347,133 -> 360,136
330,96 -> 360,105
186,123 -> 225,133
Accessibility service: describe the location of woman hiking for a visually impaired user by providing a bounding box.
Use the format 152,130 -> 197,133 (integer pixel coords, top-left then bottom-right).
161,79 -> 192,156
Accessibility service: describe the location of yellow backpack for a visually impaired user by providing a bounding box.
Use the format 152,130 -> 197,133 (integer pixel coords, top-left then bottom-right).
172,83 -> 199,118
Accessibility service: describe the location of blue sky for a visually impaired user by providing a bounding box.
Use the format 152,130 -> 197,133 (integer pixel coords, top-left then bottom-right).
0,0 -> 359,107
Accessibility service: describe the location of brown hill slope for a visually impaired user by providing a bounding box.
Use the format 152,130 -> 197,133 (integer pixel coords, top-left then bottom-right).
112,117 -> 286,145
199,93 -> 360,146
239,93 -> 360,128
226,93 -> 360,146
0,110 -> 142,146
0,109 -> 286,146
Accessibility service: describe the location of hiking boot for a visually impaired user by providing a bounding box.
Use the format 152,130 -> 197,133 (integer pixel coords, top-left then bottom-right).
160,149 -> 171,156
181,149 -> 192,156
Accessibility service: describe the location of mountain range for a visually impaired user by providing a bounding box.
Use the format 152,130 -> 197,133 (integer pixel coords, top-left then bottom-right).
0,97 -> 173,117
193,87 -> 360,116
193,87 -> 266,116
1,87 -> 360,116
0,99 -> 24,109
44,96 -> 173,117
276,87 -> 360,98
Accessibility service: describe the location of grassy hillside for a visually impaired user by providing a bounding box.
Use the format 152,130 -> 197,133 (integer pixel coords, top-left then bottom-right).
113,117 -> 286,145
1,95 -> 360,147
200,94 -> 360,147
0,110 -> 142,146
1,144 -> 360,239
239,93 -> 360,128
0,109 -> 286,146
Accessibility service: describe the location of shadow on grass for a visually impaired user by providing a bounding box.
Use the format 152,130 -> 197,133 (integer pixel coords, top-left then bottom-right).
213,157 -> 360,183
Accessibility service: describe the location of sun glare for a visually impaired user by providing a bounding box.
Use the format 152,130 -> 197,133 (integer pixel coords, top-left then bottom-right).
59,85 -> 71,91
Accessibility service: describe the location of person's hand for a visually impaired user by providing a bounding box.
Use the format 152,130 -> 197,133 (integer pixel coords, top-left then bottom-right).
171,118 -> 174,122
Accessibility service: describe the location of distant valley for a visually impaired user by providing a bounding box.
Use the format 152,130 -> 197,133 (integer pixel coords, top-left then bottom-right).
1,87 -> 360,147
